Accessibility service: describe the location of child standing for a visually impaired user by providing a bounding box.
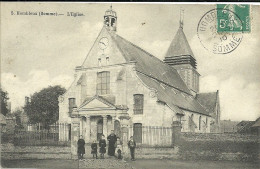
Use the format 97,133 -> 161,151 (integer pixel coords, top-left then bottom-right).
115,137 -> 123,159
99,135 -> 106,159
128,136 -> 136,161
91,140 -> 98,159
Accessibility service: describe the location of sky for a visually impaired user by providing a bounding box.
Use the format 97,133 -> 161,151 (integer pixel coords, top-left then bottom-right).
1,2 -> 260,121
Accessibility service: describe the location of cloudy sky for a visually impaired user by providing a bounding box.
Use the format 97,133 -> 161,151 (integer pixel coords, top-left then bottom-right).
1,2 -> 260,121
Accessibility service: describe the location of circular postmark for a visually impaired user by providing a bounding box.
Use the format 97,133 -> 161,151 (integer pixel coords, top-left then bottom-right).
197,8 -> 243,54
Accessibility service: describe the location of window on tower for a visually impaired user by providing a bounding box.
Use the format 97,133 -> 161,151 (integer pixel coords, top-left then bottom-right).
111,18 -> 115,26
104,16 -> 109,26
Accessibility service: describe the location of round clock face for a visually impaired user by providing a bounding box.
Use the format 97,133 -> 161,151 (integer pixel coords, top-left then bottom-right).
99,37 -> 109,50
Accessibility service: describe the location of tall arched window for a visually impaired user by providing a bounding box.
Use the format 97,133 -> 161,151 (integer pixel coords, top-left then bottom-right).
199,116 -> 202,130
133,94 -> 144,114
97,71 -> 110,95
189,114 -> 194,128
68,98 -> 76,113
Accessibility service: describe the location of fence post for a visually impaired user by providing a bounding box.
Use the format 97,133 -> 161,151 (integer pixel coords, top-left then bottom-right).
171,121 -> 182,147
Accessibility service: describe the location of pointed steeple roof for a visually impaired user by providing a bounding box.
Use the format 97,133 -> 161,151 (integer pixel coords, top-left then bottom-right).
165,27 -> 194,58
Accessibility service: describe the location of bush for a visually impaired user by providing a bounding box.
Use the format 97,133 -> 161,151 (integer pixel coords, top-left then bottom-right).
1,133 -> 14,143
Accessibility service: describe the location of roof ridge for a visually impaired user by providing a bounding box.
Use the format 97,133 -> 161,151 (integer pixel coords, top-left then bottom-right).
136,70 -> 191,95
115,34 -> 167,65
109,33 -> 131,62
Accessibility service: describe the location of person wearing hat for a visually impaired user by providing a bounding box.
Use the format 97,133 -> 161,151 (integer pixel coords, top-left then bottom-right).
128,136 -> 136,161
77,135 -> 85,160
107,130 -> 117,156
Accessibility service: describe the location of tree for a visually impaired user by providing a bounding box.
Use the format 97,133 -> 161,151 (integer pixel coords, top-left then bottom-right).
1,88 -> 9,116
24,85 -> 66,129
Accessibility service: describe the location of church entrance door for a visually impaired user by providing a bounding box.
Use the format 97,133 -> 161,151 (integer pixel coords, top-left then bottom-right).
97,119 -> 103,140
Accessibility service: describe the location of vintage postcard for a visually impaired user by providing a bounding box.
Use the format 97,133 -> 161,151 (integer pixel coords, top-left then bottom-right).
1,2 -> 259,169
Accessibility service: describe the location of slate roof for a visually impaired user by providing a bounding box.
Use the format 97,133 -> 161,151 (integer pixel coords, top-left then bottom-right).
196,91 -> 218,113
109,32 -> 209,115
237,120 -> 255,127
137,72 -> 209,115
164,27 -> 194,58
111,33 -> 191,95
252,117 -> 260,127
237,121 -> 255,133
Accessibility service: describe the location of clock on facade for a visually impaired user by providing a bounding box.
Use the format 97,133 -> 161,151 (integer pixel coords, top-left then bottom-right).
99,37 -> 109,50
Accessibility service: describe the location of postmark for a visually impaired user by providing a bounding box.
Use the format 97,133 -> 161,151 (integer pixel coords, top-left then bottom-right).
217,4 -> 250,33
197,9 -> 243,54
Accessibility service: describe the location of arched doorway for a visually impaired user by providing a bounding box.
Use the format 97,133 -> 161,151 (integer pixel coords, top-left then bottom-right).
133,123 -> 142,143
114,120 -> 121,138
97,119 -> 103,140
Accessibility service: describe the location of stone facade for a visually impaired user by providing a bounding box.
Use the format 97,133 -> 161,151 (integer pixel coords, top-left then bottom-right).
58,7 -> 213,155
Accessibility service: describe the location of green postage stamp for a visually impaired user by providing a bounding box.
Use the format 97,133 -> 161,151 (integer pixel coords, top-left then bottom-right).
217,4 -> 250,33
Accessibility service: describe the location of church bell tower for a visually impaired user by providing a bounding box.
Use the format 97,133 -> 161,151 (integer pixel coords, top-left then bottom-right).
104,5 -> 117,32
164,9 -> 200,95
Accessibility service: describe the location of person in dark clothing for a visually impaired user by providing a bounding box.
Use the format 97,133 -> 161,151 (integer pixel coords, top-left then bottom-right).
128,136 -> 136,161
107,130 -> 117,156
77,135 -> 85,160
99,135 -> 106,159
91,140 -> 98,159
117,149 -> 122,159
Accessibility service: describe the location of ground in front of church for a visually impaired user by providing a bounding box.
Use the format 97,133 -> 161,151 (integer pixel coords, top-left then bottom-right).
1,158 -> 258,169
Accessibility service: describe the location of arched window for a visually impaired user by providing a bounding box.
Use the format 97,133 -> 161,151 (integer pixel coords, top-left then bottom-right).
68,98 -> 76,113
97,71 -> 110,95
133,94 -> 144,114
189,114 -> 195,132
199,116 -> 202,130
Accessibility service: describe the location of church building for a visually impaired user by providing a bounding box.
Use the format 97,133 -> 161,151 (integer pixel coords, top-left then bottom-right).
58,6 -> 221,144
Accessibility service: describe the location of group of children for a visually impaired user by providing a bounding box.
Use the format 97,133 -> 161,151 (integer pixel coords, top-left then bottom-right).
90,135 -> 136,161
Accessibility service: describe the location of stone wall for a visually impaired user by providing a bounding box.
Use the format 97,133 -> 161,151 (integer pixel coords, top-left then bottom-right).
1,143 -> 71,160
181,132 -> 259,142
178,133 -> 259,162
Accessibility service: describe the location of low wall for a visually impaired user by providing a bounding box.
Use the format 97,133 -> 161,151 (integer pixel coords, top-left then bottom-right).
1,143 -> 71,160
2,133 -> 259,162
179,133 -> 259,162
181,132 -> 259,142
134,147 -> 178,159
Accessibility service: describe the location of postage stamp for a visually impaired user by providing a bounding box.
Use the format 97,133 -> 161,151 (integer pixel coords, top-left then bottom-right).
217,4 -> 251,33
197,9 -> 243,54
